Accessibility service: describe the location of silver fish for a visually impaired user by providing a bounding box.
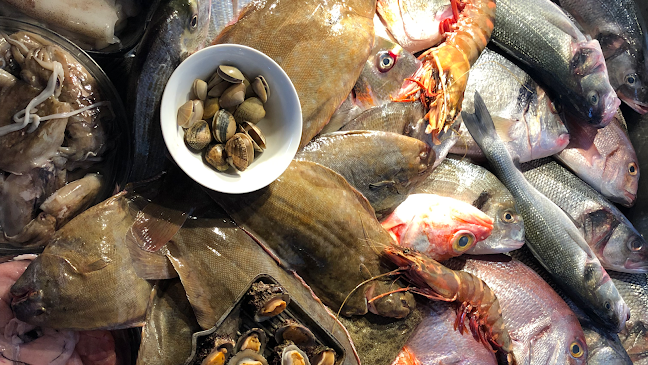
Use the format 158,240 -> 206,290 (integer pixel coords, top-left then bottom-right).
610,271 -> 648,364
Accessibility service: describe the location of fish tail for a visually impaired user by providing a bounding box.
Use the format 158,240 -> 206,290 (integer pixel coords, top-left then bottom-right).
461,91 -> 497,147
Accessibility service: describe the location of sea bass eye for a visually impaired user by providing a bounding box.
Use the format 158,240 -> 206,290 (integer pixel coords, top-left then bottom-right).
629,239 -> 643,252
625,73 -> 638,86
629,162 -> 638,176
452,231 -> 476,252
377,51 -> 396,72
587,91 -> 599,105
569,341 -> 584,358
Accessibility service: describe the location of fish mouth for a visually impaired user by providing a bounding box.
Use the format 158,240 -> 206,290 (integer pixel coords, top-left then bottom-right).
617,302 -> 631,333
621,190 -> 637,208
619,95 -> 648,114
623,258 -> 648,273
600,94 -> 621,126
470,238 -> 525,255
11,288 -> 46,323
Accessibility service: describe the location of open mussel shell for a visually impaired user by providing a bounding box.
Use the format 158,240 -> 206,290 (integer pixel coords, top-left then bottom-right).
220,83 -> 247,108
233,97 -> 266,124
281,345 -> 311,365
274,320 -> 316,346
252,75 -> 269,103
205,144 -> 229,171
213,110 -> 237,143
235,328 -> 268,354
226,349 -> 268,365
218,65 -> 245,83
309,348 -> 336,365
193,78 -> 208,100
247,282 -> 290,322
185,120 -> 212,150
241,122 -> 266,152
201,338 -> 236,365
226,133 -> 255,171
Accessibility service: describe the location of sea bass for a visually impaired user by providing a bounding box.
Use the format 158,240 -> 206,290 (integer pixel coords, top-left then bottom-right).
445,255 -> 588,365
412,158 -> 524,254
450,48 -> 569,162
555,110 -> 639,207
557,0 -> 648,114
296,131 -> 434,218
461,91 -> 629,332
522,159 -> 647,273
491,0 -> 620,127
623,111 -> 648,241
127,0 -> 212,181
610,272 -> 648,364
11,192 -> 153,330
215,0 -> 375,149
381,194 -> 493,261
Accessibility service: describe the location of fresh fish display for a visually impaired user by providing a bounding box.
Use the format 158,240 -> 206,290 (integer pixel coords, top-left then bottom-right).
210,160 -> 415,319
491,0 -> 620,127
522,159 -> 647,273
215,0 -> 375,149
127,0 -> 211,181
556,110 -> 639,207
557,0 -> 648,114
462,92 -> 629,333
381,194 -> 493,261
296,131 -> 434,218
450,48 -> 569,162
610,271 -> 648,363
413,158 -> 524,254
376,0 -> 452,53
391,303 -> 498,365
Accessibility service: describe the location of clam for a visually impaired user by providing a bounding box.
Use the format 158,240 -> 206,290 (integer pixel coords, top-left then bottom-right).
235,328 -> 267,354
208,72 -> 225,89
226,349 -> 268,365
246,282 -> 290,322
241,122 -> 266,152
177,100 -> 195,128
204,98 -> 220,119
310,348 -> 336,365
212,109 -> 236,143
184,120 -> 212,150
208,80 -> 231,98
274,320 -> 316,346
281,345 -> 311,365
201,337 -> 235,365
220,83 -> 247,108
218,65 -> 245,83
190,100 -> 204,127
193,78 -> 208,100
252,75 -> 269,103
226,133 -> 255,171
205,144 -> 229,171
233,97 -> 265,124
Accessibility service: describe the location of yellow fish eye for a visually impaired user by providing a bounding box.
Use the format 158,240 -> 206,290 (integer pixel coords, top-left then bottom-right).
629,162 -> 638,176
453,231 -> 476,252
569,341 -> 584,358
501,210 -> 516,223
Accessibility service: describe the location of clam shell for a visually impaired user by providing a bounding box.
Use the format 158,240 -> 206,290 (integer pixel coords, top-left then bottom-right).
189,100 -> 204,128
205,144 -> 229,171
252,76 -> 269,103
208,81 -> 230,98
193,78 -> 208,100
208,72 -> 225,89
241,122 -> 266,152
235,328 -> 267,354
212,110 -> 236,143
226,133 -> 255,171
177,100 -> 194,128
204,98 -> 221,119
310,349 -> 336,365
218,65 -> 245,83
274,321 -> 316,346
233,97 -> 265,124
184,120 -> 212,150
220,83 -> 247,108
281,345 -> 311,365
226,349 -> 268,365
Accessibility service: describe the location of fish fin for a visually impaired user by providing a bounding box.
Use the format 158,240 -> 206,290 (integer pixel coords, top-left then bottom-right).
128,203 -> 189,252
51,254 -> 110,274
493,117 -> 515,142
543,3 -> 583,41
461,91 -> 497,146
126,233 -> 178,280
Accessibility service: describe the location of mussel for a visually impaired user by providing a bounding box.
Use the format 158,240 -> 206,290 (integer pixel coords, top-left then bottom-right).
218,65 -> 245,83
201,337 -> 236,365
226,349 -> 268,365
274,320 -> 316,346
235,328 -> 268,354
184,120 -> 212,150
251,75 -> 269,103
213,110 -> 237,143
226,133 -> 255,171
246,282 -> 290,322
205,144 -> 229,171
281,345 -> 311,365
233,97 -> 265,124
241,122 -> 266,152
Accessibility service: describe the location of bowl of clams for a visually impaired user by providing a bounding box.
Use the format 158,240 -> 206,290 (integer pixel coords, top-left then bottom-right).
161,44 -> 302,194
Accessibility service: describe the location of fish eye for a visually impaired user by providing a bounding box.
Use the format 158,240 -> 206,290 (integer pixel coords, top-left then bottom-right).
629,162 -> 638,176
629,240 -> 643,252
501,211 -> 515,223
587,91 -> 599,105
403,248 -> 410,254
453,231 -> 476,252
190,14 -> 198,29
604,301 -> 611,310
569,342 -> 584,358
377,51 -> 396,73
625,73 -> 638,86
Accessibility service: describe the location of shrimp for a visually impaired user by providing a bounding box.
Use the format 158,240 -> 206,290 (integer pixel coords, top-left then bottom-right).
393,0 -> 496,141
380,246 -> 517,364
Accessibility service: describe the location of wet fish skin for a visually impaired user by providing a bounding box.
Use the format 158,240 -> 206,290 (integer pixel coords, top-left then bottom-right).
127,0 -> 211,181
556,0 -> 648,114
10,192 -> 153,330
215,0 -> 376,149
521,159 -> 648,273
413,158 -> 524,254
610,271 -> 648,363
491,0 -> 620,127
623,111 -> 648,242
451,48 -> 569,162
556,111 -> 639,207
445,255 -> 588,365
296,130 -> 434,218
462,91 -> 629,333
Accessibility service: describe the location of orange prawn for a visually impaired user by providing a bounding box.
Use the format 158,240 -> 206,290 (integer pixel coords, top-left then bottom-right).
378,246 -> 517,365
393,0 -> 496,141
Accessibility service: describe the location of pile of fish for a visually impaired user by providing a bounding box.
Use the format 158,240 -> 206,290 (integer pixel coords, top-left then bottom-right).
2,0 -> 648,363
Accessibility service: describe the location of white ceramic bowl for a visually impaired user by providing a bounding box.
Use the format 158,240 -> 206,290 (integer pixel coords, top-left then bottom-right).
161,44 -> 302,193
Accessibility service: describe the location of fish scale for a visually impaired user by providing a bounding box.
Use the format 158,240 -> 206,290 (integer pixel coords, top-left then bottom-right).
610,271 -> 648,364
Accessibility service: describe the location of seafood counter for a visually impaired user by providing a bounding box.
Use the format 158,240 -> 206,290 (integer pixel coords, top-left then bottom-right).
1,0 -> 648,364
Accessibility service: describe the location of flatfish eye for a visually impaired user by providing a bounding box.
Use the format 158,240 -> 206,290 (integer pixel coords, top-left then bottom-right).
190,14 -> 198,28
569,341 -> 584,358
452,231 -> 476,252
377,51 -> 396,72
629,162 -> 638,176
501,211 -> 515,223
